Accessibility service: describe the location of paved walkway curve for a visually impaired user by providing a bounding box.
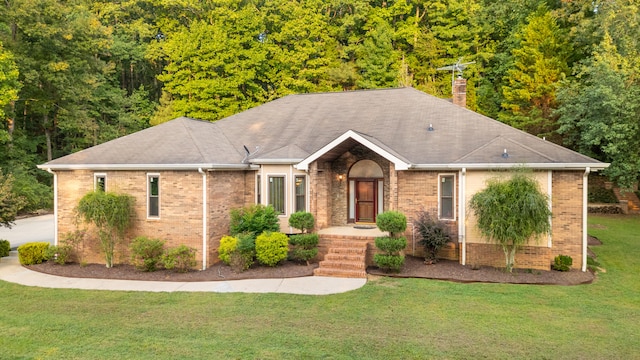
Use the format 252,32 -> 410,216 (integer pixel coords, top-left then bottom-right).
0,252 -> 366,295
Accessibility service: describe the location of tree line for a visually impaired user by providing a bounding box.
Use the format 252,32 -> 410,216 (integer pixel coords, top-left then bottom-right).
0,0 -> 638,215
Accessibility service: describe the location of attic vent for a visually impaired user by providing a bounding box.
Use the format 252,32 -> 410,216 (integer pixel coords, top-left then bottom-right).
502,148 -> 509,158
428,123 -> 434,132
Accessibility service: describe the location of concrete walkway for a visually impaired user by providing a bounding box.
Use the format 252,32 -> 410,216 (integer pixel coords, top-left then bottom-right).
0,252 -> 366,295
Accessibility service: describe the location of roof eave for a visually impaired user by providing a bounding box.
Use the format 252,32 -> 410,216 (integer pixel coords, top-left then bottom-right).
409,163 -> 610,171
37,163 -> 259,171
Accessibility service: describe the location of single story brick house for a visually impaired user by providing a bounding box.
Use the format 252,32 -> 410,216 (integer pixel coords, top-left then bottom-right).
38,87 -> 607,273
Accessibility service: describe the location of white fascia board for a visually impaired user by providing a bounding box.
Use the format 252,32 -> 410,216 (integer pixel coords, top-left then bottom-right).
409,163 -> 609,171
250,158 -> 304,165
37,163 -> 259,171
295,130 -> 411,171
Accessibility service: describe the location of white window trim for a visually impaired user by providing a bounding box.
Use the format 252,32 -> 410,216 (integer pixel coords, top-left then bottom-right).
147,173 -> 160,219
267,174 -> 287,216
94,173 -> 106,191
294,174 -> 308,213
438,173 -> 456,221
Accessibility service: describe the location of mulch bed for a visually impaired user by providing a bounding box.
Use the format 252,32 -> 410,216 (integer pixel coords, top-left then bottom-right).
368,256 -> 595,285
28,254 -> 596,286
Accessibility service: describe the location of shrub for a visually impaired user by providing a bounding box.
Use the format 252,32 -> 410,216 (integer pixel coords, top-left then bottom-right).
289,233 -> 319,265
373,254 -> 405,272
552,255 -> 573,272
129,236 -> 165,272
218,235 -> 238,265
229,233 -> 255,272
17,242 -> 50,265
45,244 -> 74,265
374,236 -> 407,254
376,211 -> 407,237
0,239 -> 10,257
229,204 -> 280,236
255,231 -> 289,267
163,245 -> 197,273
414,210 -> 451,263
588,187 -> 618,203
288,212 -> 315,233
60,229 -> 87,264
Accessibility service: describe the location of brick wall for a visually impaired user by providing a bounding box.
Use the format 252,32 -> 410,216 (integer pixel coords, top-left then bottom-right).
56,170 -> 205,266
207,171 -> 253,267
550,171 -> 584,269
397,171 -> 459,260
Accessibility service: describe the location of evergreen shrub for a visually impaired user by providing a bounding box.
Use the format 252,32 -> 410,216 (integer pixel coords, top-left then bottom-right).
289,233 -> 319,265
288,212 -> 315,233
17,242 -> 50,265
218,235 -> 238,265
255,231 -> 289,267
552,255 -> 573,272
0,239 -> 10,257
45,244 -> 74,265
230,204 -> 280,236
129,236 -> 165,272
163,245 -> 197,273
376,211 -> 407,237
229,233 -> 255,272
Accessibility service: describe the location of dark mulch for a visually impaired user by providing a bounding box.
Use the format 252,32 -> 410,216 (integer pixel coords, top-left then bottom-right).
29,254 -> 596,285
28,261 -> 318,282
368,256 -> 595,285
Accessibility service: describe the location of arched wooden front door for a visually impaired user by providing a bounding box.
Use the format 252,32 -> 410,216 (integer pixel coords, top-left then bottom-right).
348,160 -> 383,223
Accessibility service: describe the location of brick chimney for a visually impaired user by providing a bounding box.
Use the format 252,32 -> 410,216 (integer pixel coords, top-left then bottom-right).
452,76 -> 467,108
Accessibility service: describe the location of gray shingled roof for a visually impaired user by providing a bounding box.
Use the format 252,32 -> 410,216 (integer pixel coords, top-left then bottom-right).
40,87 -> 607,171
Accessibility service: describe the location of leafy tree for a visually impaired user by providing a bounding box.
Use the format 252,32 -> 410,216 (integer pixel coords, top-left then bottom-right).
469,171 -> 551,272
556,35 -> 640,188
76,191 -> 134,268
500,7 -> 570,140
0,170 -> 27,228
0,41 -> 20,139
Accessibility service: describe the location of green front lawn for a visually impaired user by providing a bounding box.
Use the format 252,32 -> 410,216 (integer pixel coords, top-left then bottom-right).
1,215 -> 638,359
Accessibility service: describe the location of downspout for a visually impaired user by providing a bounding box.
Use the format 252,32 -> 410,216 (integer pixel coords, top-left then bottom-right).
460,168 -> 466,266
46,168 -> 58,246
198,168 -> 207,270
582,167 -> 590,272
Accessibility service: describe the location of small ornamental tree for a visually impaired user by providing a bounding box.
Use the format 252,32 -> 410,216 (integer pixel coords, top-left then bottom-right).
414,210 -> 451,264
374,211 -> 407,272
469,172 -> 552,272
76,191 -> 134,268
0,170 -> 27,229
288,212 -> 315,233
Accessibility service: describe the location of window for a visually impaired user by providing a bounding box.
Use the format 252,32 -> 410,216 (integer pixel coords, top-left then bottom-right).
148,174 -> 159,218
256,175 -> 261,204
439,175 -> 455,220
295,175 -> 306,212
268,175 -> 285,215
94,174 -> 106,192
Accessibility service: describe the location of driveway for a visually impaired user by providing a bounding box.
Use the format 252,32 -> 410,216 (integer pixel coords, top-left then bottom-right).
0,214 -> 54,250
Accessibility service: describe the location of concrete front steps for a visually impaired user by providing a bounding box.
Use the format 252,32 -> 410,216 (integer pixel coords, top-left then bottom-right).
313,239 -> 368,278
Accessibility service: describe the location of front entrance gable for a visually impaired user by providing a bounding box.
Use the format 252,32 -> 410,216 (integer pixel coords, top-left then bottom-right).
295,130 -> 411,172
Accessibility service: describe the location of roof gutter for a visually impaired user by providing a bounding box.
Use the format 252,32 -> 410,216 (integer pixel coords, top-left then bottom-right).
582,167 -> 590,272
198,168 -> 207,270
36,163 -> 260,171
409,163 -> 609,171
